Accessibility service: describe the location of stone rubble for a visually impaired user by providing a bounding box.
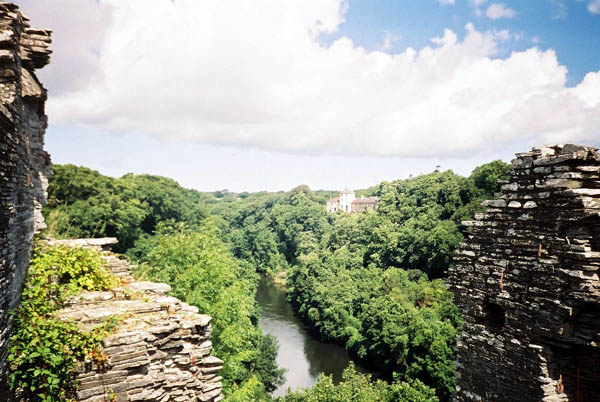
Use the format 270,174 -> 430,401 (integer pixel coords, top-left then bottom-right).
0,1 -> 51,378
448,144 -> 600,402
55,238 -> 224,402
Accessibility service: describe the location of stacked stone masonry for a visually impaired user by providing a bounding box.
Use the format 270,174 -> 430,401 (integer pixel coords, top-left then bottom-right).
448,144 -> 600,402
0,2 -> 51,378
52,238 -> 225,402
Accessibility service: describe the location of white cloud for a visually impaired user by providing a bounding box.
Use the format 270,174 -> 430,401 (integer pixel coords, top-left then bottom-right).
570,72 -> 600,108
589,0 -> 600,14
492,29 -> 523,42
16,0 -> 600,158
431,29 -> 458,46
486,3 -> 517,19
549,0 -> 568,19
438,0 -> 456,5
15,0 -> 114,96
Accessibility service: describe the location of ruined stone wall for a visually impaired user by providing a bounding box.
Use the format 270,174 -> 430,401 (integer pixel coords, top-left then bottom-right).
0,2 -> 51,378
448,144 -> 600,402
52,239 -> 225,402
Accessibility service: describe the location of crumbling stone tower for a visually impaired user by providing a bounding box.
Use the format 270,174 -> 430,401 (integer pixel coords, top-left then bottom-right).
448,144 -> 600,402
0,2 -> 51,378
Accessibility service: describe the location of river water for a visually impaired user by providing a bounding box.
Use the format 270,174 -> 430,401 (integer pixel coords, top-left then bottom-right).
255,276 -> 370,397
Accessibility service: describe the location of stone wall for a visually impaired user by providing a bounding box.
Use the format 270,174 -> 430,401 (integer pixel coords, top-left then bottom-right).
54,239 -> 225,402
448,144 -> 600,402
0,2 -> 51,378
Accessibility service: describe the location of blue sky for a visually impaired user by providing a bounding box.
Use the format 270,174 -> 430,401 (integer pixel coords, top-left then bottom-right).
335,0 -> 600,85
16,0 -> 600,192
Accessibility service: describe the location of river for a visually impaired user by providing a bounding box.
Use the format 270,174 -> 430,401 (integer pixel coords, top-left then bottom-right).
255,276 -> 371,397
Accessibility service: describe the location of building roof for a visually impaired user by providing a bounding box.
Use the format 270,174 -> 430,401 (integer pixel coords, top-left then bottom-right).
352,197 -> 378,204
327,197 -> 340,202
341,187 -> 354,194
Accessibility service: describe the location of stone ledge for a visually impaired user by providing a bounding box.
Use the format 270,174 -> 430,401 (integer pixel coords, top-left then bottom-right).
46,237 -> 118,250
55,240 -> 224,402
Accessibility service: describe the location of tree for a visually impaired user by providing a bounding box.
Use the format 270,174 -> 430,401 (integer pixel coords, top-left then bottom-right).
44,164 -> 208,252
277,364 -> 439,402
131,223 -> 281,399
469,160 -> 512,196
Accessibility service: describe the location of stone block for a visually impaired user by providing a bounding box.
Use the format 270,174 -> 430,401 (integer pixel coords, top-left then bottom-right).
448,145 -> 600,402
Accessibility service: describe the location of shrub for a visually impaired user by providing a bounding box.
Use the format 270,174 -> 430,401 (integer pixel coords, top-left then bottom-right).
8,245 -> 118,402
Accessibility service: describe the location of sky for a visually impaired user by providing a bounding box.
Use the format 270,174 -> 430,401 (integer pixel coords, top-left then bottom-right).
14,0 -> 600,192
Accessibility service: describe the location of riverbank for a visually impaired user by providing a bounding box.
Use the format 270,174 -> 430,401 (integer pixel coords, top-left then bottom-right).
266,270 -> 288,286
255,276 -> 373,397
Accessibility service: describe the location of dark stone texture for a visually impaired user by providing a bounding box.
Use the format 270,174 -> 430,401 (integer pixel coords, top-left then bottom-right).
448,144 -> 600,402
0,1 -> 51,379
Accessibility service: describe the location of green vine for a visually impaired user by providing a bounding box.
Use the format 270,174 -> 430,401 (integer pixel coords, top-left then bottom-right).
7,244 -> 119,402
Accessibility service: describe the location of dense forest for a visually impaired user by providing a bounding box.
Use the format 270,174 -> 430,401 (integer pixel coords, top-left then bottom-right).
40,160 -> 511,401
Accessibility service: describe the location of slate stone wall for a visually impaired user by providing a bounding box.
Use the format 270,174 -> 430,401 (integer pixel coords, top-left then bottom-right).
53,239 -> 225,402
448,144 -> 600,402
0,2 -> 51,378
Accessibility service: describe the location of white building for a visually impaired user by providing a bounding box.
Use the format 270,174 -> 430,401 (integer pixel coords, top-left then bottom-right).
326,188 -> 378,213
326,197 -> 341,212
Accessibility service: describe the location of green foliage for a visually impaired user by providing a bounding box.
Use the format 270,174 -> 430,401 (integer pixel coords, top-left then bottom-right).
212,185 -> 330,274
44,164 -> 208,252
217,167 -> 506,283
207,171 -> 509,399
452,160 -> 513,224
207,175 -> 482,399
469,160 -> 512,196
131,222 -> 283,400
252,334 -> 285,393
119,174 -> 208,233
41,159 -> 510,401
288,259 -> 462,400
226,375 -> 271,402
44,165 -> 146,250
277,364 -> 438,402
367,170 -> 471,278
8,245 -> 118,402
